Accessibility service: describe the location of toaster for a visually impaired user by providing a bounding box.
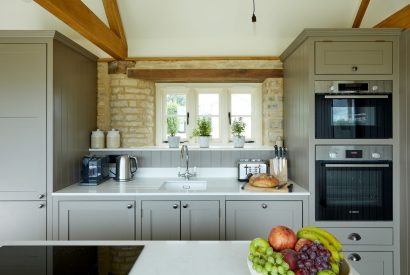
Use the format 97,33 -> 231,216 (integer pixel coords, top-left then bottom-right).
80,155 -> 110,185
238,159 -> 268,182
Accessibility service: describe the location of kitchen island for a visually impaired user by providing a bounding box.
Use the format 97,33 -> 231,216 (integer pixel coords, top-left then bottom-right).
0,241 -> 359,275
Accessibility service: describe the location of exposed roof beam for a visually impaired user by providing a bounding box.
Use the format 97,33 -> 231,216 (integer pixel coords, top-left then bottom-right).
98,56 -> 280,62
102,0 -> 127,48
352,0 -> 370,28
374,4 -> 410,28
34,0 -> 127,59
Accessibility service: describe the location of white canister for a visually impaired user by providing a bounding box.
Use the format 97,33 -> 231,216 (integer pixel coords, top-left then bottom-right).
91,129 -> 105,149
106,129 -> 121,148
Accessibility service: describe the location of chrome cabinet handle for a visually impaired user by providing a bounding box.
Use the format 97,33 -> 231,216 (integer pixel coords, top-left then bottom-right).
38,204 -> 45,209
127,204 -> 133,209
38,194 -> 45,199
182,204 -> 188,208
348,233 -> 361,241
352,66 -> 358,72
173,204 -> 179,209
261,203 -> 268,209
348,253 -> 361,262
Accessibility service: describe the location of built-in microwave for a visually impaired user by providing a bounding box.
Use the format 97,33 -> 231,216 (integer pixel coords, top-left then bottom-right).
315,80 -> 392,139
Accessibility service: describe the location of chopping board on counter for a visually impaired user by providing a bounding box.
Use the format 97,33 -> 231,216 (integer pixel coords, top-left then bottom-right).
243,182 -> 293,193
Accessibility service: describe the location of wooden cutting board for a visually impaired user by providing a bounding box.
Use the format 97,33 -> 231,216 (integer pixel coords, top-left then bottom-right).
243,182 -> 292,192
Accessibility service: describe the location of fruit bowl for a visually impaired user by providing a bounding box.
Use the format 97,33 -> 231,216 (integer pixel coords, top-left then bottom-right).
247,256 -> 351,275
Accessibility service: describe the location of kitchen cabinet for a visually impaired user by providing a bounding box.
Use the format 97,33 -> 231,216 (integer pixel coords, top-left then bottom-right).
225,200 -> 303,240
141,200 -> 220,240
345,251 -> 393,275
0,246 -> 46,274
315,41 -> 393,75
0,201 -> 46,240
58,201 -> 136,240
322,227 -> 393,246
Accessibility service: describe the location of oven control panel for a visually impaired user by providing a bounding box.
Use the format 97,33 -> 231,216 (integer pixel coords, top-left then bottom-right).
317,145 -> 392,161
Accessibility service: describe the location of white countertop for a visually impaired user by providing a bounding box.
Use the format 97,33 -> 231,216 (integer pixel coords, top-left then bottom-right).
0,241 -> 359,275
53,177 -> 309,196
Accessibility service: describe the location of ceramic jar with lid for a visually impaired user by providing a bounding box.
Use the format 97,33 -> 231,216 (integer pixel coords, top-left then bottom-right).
91,129 -> 105,149
107,129 -> 121,148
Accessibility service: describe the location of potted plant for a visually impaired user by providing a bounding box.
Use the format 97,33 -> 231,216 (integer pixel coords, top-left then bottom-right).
167,102 -> 180,148
231,117 -> 246,148
191,117 -> 212,148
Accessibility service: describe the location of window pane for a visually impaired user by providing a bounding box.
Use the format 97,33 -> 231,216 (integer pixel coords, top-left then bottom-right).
232,116 -> 251,139
166,94 -> 187,139
231,94 -> 251,116
211,117 -> 219,139
198,94 -> 219,115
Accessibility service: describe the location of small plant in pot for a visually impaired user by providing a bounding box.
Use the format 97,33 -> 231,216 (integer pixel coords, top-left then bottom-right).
231,117 -> 246,148
191,117 -> 212,148
167,116 -> 180,148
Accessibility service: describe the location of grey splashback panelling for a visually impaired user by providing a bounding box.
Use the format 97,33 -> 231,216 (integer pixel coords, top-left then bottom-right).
93,150 -> 275,168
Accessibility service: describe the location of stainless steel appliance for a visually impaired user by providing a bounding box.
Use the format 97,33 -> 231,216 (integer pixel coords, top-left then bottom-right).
80,155 -> 109,185
238,159 -> 267,182
315,80 -> 392,139
315,145 -> 393,221
114,155 -> 138,182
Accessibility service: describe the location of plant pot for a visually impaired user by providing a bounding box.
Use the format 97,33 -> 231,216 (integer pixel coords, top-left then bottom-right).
198,136 -> 210,148
233,136 -> 245,148
168,136 -> 180,148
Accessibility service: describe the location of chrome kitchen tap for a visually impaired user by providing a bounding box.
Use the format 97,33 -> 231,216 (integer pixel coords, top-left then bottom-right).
178,145 -> 196,180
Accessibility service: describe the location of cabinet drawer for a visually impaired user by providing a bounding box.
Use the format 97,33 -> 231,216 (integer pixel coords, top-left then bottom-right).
315,41 -> 393,75
344,251 -> 393,275
322,227 -> 393,245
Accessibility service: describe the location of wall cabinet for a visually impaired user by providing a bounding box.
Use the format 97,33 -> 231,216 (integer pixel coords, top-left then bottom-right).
58,201 -> 136,240
315,41 -> 393,75
225,200 -> 303,240
141,200 -> 220,240
344,251 -> 393,275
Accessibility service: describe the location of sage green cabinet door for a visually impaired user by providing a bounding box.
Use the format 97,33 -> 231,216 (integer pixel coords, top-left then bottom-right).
226,201 -> 303,240
0,201 -> 46,241
315,41 -> 393,75
141,201 -> 180,240
0,44 -> 46,200
181,200 -> 220,240
59,201 -> 135,240
345,251 -> 393,275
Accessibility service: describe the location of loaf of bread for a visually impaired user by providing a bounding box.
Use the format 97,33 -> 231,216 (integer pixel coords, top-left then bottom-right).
249,173 -> 280,188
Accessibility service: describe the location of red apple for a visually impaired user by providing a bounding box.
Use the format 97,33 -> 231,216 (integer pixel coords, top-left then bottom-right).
294,238 -> 313,252
268,225 -> 297,251
281,249 -> 299,270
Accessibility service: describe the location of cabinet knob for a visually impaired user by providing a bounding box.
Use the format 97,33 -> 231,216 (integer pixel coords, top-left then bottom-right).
351,66 -> 358,72
182,203 -> 188,208
348,253 -> 361,262
127,204 -> 133,209
261,203 -> 268,209
173,204 -> 179,209
38,204 -> 45,209
348,233 -> 361,241
38,194 -> 45,199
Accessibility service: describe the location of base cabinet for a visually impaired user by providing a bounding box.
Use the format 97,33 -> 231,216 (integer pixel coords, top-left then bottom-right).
0,201 -> 46,241
345,251 -> 393,275
226,200 -> 303,240
58,201 -> 136,240
141,200 -> 220,240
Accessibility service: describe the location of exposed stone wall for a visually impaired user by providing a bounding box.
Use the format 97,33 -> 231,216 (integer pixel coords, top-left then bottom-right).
97,62 -> 111,130
262,78 -> 283,146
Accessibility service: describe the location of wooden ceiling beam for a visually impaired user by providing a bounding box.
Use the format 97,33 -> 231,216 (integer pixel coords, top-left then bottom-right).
102,0 -> 127,48
127,69 -> 283,83
98,56 -> 280,62
352,0 -> 370,28
34,0 -> 127,59
374,4 -> 410,28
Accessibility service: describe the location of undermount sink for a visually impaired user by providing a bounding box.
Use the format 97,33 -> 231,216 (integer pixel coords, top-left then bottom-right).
159,180 -> 207,191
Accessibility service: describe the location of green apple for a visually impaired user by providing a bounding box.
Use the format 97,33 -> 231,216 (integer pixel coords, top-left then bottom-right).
250,237 -> 270,255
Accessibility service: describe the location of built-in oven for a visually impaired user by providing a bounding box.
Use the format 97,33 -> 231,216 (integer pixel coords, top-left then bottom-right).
315,80 -> 392,139
315,145 -> 393,221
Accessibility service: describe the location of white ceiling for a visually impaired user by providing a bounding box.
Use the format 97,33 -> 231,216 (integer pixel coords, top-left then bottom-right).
0,0 -> 408,58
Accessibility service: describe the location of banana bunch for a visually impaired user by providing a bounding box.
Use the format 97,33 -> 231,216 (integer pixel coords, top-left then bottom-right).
297,226 -> 343,274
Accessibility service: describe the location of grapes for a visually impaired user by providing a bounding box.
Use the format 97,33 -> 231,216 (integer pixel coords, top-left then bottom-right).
249,248 -> 291,275
296,242 -> 333,275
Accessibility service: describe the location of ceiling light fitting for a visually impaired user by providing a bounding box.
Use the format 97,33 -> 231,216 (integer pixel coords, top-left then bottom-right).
251,0 -> 256,22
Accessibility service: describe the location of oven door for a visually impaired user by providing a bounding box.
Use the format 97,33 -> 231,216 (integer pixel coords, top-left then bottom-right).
315,94 -> 392,139
316,161 -> 392,221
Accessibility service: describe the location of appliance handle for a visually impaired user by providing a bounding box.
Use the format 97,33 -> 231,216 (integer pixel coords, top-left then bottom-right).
324,95 -> 389,99
130,156 -> 138,174
324,164 -> 389,168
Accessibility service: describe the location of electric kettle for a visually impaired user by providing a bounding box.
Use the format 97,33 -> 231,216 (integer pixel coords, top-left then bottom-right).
114,155 -> 138,182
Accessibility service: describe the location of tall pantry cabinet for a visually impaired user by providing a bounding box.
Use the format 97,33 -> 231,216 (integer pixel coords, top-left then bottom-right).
0,31 -> 97,240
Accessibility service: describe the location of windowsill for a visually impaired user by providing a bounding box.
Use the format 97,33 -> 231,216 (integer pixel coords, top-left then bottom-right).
89,145 -> 275,152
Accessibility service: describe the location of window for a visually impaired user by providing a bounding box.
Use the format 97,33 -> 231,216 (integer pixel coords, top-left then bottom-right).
156,83 -> 262,146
